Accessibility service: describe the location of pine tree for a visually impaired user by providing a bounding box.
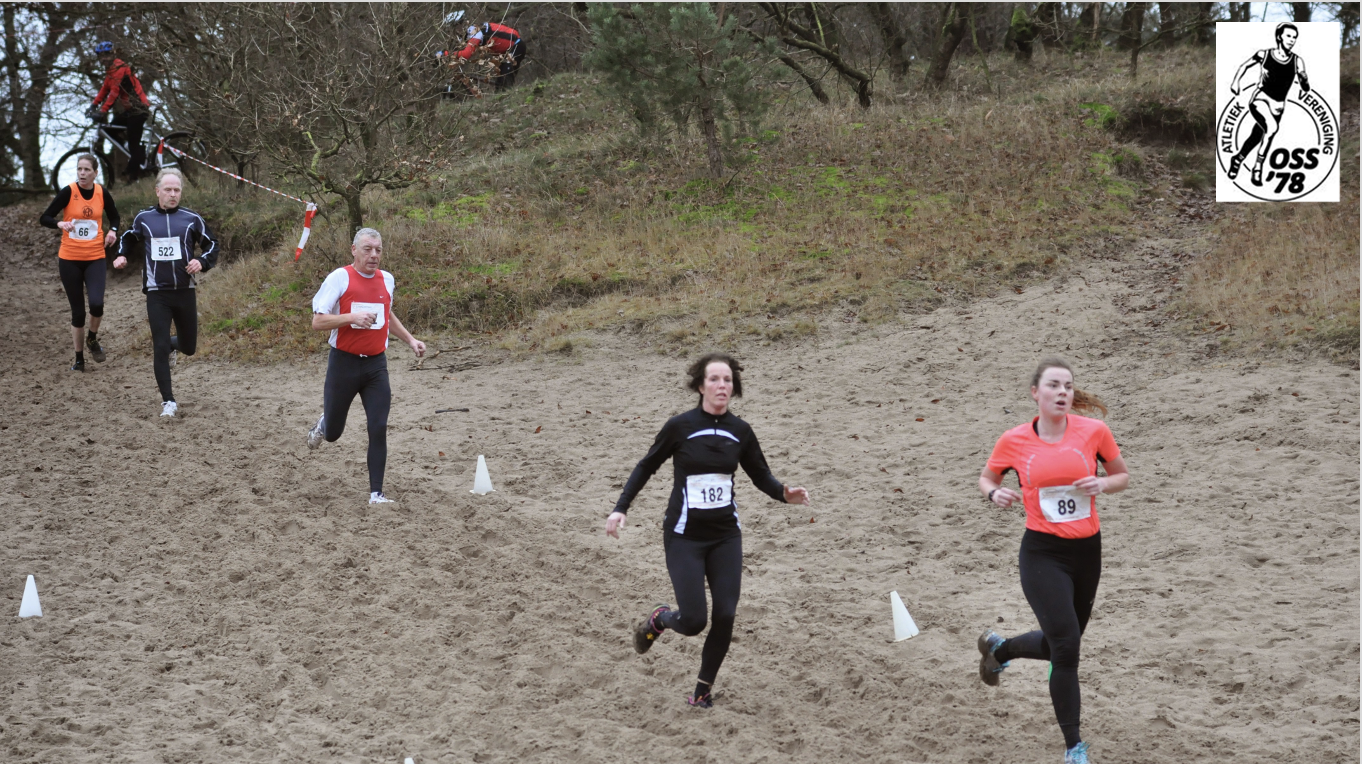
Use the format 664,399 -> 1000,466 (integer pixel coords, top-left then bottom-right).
585,3 -> 772,178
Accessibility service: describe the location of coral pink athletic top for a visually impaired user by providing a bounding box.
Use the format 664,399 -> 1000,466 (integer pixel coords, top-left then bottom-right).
985,414 -> 1121,540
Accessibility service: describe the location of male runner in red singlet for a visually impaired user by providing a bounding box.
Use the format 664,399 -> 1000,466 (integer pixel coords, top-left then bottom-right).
306,227 -> 426,504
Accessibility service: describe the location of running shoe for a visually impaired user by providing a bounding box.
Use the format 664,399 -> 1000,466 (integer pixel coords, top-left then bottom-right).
70,358 -> 85,372
306,414 -> 326,449
369,492 -> 394,504
1227,155 -> 1243,180
86,334 -> 105,363
1064,741 -> 1091,764
632,604 -> 671,654
686,692 -> 713,709
977,630 -> 1010,686
1251,166 -> 1263,186
161,401 -> 178,418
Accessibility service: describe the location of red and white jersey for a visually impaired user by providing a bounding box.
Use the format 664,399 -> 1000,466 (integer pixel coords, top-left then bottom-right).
985,415 -> 1122,540
312,265 -> 395,356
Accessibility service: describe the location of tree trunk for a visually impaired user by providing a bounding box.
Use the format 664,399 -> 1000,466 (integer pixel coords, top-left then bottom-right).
1194,3 -> 1214,44
1228,3 -> 1251,23
1157,3 -> 1179,48
1034,2 -> 1063,49
1292,3 -> 1312,22
1119,2 -> 1147,51
1011,6 -> 1038,62
867,3 -> 910,83
698,100 -> 724,178
343,188 -> 364,239
925,3 -> 969,90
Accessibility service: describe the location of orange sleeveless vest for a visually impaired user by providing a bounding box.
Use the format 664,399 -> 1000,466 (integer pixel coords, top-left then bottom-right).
58,182 -> 106,262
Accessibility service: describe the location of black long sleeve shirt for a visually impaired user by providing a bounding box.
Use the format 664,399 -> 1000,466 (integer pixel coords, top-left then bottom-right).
613,407 -> 786,540
39,184 -> 121,232
120,205 -> 220,292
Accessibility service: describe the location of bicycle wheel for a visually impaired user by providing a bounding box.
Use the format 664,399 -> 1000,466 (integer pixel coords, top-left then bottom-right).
49,147 -> 87,191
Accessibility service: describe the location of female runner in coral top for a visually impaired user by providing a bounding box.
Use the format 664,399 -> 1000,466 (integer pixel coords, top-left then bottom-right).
975,358 -> 1129,764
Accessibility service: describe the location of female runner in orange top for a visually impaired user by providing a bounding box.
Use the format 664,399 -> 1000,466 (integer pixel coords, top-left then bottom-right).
975,357 -> 1129,764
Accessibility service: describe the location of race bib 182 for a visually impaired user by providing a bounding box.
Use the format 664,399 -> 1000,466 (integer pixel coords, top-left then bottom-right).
686,473 -> 733,510
1038,485 -> 1092,524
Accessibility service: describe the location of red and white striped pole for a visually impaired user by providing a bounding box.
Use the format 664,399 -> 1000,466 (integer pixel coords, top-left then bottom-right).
295,203 -> 317,261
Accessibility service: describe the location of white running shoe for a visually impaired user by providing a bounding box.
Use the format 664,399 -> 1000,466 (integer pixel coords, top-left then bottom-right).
161,401 -> 178,418
306,414 -> 326,449
369,491 -> 394,504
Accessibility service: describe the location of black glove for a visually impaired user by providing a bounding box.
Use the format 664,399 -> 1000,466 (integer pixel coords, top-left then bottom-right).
85,105 -> 104,121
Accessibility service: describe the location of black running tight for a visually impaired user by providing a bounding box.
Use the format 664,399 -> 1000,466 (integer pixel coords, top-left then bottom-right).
146,289 -> 197,402
322,348 -> 391,494
659,532 -> 742,687
59,258 -> 106,327
995,529 -> 1102,750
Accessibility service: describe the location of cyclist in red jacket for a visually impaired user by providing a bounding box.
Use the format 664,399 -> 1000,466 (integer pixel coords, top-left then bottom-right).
437,22 -> 526,90
88,41 -> 151,181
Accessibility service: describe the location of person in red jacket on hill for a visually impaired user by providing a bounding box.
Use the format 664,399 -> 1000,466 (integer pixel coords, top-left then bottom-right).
88,41 -> 152,181
437,22 -> 526,90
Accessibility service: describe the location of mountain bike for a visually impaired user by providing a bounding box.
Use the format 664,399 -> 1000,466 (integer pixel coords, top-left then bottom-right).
49,106 -> 203,191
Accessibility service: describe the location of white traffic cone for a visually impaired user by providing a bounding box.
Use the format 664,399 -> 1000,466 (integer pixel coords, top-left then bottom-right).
890,591 -> 918,641
19,575 -> 42,618
471,455 -> 495,495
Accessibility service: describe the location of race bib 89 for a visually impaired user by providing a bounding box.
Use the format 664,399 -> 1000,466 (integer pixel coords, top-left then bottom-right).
151,237 -> 183,261
69,219 -> 99,241
686,473 -> 733,509
1038,485 -> 1092,524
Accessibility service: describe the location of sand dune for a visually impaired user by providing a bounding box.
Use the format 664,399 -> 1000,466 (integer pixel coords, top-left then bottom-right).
1,231 -> 1357,763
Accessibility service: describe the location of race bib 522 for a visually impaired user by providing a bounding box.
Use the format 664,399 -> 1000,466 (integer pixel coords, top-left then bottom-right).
150,237 -> 183,261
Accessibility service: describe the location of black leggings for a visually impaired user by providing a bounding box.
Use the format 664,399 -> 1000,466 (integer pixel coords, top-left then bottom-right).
995,530 -> 1102,749
111,110 -> 147,177
59,258 -> 106,327
323,348 -> 391,494
658,532 -> 742,687
146,289 -> 197,402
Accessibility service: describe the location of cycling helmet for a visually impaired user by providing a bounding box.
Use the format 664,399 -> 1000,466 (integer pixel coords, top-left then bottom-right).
94,41 -> 114,54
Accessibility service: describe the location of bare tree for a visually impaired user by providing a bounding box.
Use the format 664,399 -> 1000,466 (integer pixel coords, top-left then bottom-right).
1119,2 -> 1148,51
757,3 -> 875,108
867,3 -> 912,84
1293,3 -> 1313,22
146,3 -> 462,235
2,4 -> 94,190
924,3 -> 972,90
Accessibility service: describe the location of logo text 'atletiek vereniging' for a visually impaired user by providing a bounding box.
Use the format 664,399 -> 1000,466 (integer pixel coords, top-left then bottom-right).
1216,21 -> 1340,203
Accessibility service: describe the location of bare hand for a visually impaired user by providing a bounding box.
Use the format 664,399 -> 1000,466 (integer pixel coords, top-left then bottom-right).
350,312 -> 376,329
605,511 -> 627,538
1072,476 -> 1106,497
185,258 -> 203,275
112,256 -> 127,269
104,231 -> 117,248
58,221 -> 74,232
784,485 -> 810,506
990,487 -> 1022,507
410,339 -> 426,357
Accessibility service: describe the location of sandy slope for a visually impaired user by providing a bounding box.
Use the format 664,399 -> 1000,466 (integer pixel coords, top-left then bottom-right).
1,217 -> 1357,763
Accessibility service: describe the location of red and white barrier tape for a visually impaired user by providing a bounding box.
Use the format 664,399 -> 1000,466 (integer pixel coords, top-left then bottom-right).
157,140 -> 318,261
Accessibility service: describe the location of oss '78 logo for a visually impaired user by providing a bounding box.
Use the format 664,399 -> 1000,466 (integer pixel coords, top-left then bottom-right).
1217,22 -> 1340,202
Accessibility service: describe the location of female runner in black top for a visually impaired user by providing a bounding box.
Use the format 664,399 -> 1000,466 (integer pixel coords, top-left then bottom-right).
606,352 -> 810,708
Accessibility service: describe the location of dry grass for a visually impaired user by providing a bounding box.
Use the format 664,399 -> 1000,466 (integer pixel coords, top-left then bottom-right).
1172,45 -> 1359,364
193,48 -> 1231,360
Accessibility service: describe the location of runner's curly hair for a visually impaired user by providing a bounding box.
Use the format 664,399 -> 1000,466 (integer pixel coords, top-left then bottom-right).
687,352 -> 743,402
1030,357 -> 1108,417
